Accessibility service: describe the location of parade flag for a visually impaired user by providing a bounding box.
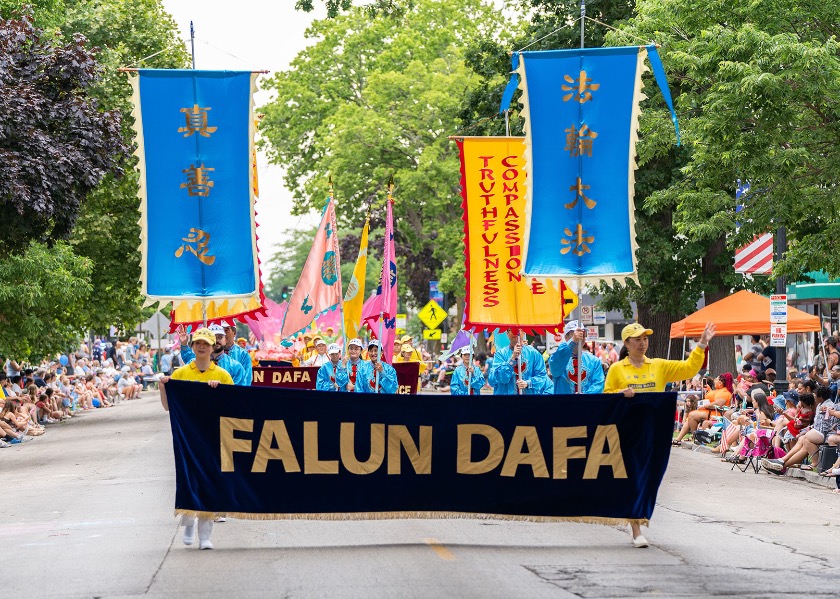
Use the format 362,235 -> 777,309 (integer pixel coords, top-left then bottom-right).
279,199 -> 342,339
457,137 -> 578,334
734,181 -> 773,275
503,46 -> 679,285
128,70 -> 264,322
362,195 -> 398,363
343,218 -> 370,339
167,381 -> 675,524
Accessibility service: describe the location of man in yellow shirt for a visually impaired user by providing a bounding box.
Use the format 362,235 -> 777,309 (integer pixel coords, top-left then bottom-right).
159,327 -> 233,551
603,320 -> 715,549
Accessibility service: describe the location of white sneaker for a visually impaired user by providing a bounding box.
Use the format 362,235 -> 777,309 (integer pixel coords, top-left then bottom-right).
182,524 -> 195,546
197,518 -> 214,550
633,534 -> 649,548
214,517 -> 226,522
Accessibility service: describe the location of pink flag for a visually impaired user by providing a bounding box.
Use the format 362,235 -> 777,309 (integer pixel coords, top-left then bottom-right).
280,199 -> 342,339
249,298 -> 288,343
362,198 -> 398,363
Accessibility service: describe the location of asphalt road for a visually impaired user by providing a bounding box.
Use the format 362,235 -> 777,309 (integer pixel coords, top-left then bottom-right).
2,391 -> 838,598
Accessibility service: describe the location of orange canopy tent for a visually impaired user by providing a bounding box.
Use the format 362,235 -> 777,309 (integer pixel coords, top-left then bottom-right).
669,290 -> 820,338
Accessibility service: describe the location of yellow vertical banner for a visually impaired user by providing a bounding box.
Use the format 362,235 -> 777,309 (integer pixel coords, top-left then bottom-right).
343,218 -> 369,339
457,137 -> 577,333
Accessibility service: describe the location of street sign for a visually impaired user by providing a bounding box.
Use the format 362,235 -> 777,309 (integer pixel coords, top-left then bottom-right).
418,299 -> 446,329
395,313 -> 407,336
586,326 -> 598,341
423,328 -> 442,340
770,294 -> 787,324
580,305 -> 593,325
593,310 -> 606,325
770,323 -> 787,347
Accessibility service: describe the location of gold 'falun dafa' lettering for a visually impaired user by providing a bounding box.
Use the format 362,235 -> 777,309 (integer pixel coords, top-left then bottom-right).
564,124 -> 598,157
560,224 -> 595,257
175,228 -> 216,265
562,70 -> 600,103
565,177 -> 597,210
181,164 -> 215,197
178,104 -> 218,137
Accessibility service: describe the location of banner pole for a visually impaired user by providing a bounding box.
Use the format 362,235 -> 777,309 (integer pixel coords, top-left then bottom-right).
580,0 -> 586,49
329,177 -> 347,353
516,330 -> 523,395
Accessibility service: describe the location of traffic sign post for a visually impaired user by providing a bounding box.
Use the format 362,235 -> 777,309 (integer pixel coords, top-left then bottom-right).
770,294 -> 787,324
418,299 -> 446,330
580,305 -> 593,325
770,323 -> 787,347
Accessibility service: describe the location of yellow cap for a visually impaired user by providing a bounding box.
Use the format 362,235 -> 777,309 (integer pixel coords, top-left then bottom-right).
621,323 -> 653,342
191,328 -> 216,346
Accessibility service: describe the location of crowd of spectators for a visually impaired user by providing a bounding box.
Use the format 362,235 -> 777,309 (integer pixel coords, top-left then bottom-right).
674,332 -> 840,493
0,337 -> 170,448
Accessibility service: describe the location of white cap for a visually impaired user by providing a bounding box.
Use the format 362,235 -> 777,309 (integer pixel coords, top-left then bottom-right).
564,320 -> 583,334
327,343 -> 341,355
348,338 -> 363,348
208,323 -> 225,335
367,339 -> 382,350
460,347 -> 472,355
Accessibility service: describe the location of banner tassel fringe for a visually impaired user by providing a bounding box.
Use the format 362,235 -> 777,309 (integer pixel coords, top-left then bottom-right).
174,509 -> 649,527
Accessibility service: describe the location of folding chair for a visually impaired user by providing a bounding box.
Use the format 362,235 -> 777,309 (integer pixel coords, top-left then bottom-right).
732,429 -> 774,473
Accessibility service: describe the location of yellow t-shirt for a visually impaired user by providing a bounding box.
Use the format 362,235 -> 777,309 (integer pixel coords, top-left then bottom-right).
171,361 -> 234,385
604,346 -> 706,393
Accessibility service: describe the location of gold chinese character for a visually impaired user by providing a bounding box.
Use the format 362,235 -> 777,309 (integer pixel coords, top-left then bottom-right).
178,104 -> 218,137
180,164 -> 215,197
565,177 -> 597,210
562,70 -> 600,103
564,124 -> 598,157
175,228 -> 216,265
560,224 -> 595,256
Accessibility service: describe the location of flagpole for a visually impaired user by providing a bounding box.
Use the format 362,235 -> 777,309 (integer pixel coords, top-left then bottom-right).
330,176 -> 348,354
575,0 -> 585,394
375,178 -> 395,394
516,330 -> 523,395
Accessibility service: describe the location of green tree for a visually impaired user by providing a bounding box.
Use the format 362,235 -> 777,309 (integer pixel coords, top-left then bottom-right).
602,0 -> 840,373
0,242 -> 93,360
260,0 -> 509,308
0,9 -> 128,256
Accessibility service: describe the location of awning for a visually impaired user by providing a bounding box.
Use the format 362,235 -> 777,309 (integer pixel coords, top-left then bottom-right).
787,271 -> 840,301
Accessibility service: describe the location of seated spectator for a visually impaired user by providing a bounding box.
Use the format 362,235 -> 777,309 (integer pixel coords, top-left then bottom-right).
772,384 -> 816,451
673,373 -> 733,445
723,389 -> 776,462
118,366 -> 142,400
763,386 -> 837,474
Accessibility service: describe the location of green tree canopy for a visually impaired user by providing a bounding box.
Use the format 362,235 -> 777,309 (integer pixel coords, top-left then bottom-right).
0,9 -> 128,256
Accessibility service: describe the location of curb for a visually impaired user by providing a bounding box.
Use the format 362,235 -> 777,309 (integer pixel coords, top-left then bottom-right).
676,441 -> 836,489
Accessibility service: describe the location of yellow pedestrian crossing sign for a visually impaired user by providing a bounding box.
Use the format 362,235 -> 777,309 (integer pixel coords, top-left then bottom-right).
423,329 -> 442,340
418,299 -> 446,329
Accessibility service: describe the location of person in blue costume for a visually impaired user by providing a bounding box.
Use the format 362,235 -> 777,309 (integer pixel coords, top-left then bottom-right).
341,338 -> 367,392
179,323 -> 245,385
450,347 -> 485,396
316,343 -> 350,392
356,340 -> 398,394
488,329 -> 548,395
548,320 -> 605,395
220,320 -> 253,386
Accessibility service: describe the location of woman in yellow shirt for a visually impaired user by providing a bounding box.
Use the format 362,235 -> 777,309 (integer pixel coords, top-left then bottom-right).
604,321 -> 716,548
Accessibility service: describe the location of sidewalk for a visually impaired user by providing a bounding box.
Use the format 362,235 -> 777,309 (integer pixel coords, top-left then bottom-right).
676,440 -> 836,489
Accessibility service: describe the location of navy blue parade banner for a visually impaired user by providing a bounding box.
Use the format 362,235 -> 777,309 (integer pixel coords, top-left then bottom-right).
251,363 -> 421,394
166,381 -> 675,524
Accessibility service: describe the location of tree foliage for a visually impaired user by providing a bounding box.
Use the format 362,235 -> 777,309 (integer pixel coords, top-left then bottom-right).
0,10 -> 127,256
0,242 -> 92,360
261,0 -> 509,306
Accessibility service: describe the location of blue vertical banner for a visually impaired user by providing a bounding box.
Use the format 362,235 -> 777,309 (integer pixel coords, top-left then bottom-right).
509,46 -> 678,285
129,70 -> 260,309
